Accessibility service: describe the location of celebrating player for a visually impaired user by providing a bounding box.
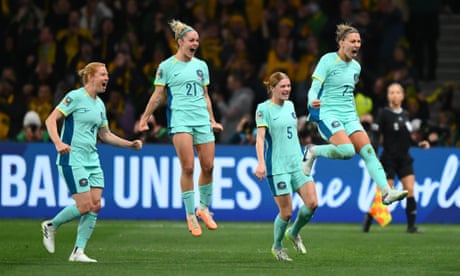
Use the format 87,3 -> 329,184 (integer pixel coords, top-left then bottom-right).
255,72 -> 318,261
303,23 -> 408,205
139,19 -> 222,237
42,62 -> 143,262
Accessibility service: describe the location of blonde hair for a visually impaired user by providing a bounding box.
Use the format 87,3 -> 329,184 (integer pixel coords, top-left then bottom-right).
78,62 -> 105,85
336,23 -> 359,43
169,19 -> 195,41
263,71 -> 289,97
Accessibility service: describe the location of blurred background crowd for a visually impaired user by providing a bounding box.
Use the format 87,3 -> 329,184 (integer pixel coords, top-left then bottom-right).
1,0 -> 459,146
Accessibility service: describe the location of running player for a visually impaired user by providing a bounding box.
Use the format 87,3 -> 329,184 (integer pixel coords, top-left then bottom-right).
255,72 -> 318,261
42,62 -> 143,262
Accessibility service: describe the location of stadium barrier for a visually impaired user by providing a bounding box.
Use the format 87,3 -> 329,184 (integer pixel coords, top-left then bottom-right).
1,142 -> 459,223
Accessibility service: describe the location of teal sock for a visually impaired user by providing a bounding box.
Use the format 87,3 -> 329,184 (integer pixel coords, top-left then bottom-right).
315,144 -> 355,159
315,144 -> 337,158
273,214 -> 289,250
359,144 -> 389,191
182,191 -> 195,215
290,206 -> 314,236
51,204 -> 81,228
199,183 -> 212,207
75,211 -> 98,249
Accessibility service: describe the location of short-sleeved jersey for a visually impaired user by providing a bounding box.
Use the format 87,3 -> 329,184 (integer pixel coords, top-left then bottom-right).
56,87 -> 108,166
255,100 -> 303,176
377,107 -> 413,157
309,52 -> 361,121
154,56 -> 210,128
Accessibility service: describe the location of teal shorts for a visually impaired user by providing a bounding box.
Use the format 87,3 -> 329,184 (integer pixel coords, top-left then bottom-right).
58,165 -> 104,195
267,170 -> 313,197
170,125 -> 215,145
317,117 -> 364,140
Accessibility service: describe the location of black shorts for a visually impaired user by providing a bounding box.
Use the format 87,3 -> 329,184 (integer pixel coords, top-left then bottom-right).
380,152 -> 414,180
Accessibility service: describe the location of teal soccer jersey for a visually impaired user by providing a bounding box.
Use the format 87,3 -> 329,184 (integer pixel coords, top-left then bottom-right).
154,56 -> 211,128
255,100 -> 303,176
309,52 -> 361,121
56,88 -> 108,166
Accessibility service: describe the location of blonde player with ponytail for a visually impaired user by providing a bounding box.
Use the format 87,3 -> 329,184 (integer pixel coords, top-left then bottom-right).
139,20 -> 222,237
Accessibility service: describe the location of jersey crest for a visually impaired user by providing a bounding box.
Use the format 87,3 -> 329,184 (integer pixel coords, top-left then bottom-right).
196,69 -> 203,81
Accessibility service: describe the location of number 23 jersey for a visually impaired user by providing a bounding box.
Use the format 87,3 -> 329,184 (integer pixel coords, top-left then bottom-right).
310,52 -> 361,121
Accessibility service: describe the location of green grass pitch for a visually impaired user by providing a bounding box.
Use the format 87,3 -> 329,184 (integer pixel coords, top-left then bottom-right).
1,219 -> 459,275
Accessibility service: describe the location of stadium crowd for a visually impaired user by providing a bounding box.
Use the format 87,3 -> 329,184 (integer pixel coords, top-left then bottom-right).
0,0 -> 459,146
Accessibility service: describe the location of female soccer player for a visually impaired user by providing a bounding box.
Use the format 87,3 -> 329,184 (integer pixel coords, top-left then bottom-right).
255,72 -> 318,262
139,19 -> 223,237
362,82 -> 430,233
42,62 -> 143,262
303,23 -> 408,205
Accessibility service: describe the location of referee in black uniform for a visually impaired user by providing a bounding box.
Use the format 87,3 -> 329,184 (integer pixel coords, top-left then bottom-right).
363,82 -> 430,233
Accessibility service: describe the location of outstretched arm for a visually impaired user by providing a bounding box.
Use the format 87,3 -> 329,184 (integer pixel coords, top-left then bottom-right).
98,126 -> 143,150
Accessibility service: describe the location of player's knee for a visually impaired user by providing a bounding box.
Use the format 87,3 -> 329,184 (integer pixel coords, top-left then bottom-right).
181,165 -> 194,176
77,202 -> 92,215
200,163 -> 214,175
280,210 -> 293,221
91,200 -> 102,213
306,200 -> 318,211
337,144 -> 355,159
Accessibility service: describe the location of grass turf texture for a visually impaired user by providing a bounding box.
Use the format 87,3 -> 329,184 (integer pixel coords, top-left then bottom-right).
1,219 -> 459,275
